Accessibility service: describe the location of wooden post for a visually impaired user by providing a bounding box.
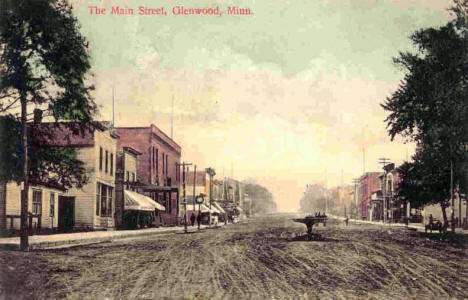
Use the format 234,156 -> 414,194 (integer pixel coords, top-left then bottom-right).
192,165 -> 197,211
20,96 -> 29,250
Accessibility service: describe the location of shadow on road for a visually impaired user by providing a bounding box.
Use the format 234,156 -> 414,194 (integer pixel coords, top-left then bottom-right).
286,234 -> 345,243
415,232 -> 467,248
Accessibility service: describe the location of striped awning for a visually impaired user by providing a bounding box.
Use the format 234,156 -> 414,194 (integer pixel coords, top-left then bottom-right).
199,204 -> 212,213
212,202 -> 226,214
124,190 -> 165,212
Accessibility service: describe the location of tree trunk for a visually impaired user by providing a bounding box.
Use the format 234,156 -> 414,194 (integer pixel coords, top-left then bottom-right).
20,97 -> 29,251
0,180 -> 6,231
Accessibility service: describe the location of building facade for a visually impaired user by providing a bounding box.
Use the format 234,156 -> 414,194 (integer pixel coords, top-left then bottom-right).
116,124 -> 181,225
360,172 -> 383,220
4,122 -> 118,231
4,182 -> 64,230
115,146 -> 141,228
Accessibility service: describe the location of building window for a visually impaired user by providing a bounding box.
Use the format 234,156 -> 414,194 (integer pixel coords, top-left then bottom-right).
126,171 -> 130,182
99,147 -> 103,171
108,186 -> 113,216
32,189 -> 42,215
155,148 -> 159,174
165,154 -> 168,175
100,184 -> 107,216
152,146 -> 154,170
162,152 -> 165,175
98,183 -> 113,217
132,173 -> 135,182
96,183 -> 100,216
50,192 -> 55,217
110,153 -> 113,175
105,150 -> 108,173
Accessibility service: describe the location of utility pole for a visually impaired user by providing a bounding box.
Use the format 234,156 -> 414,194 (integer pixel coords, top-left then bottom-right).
20,96 -> 29,250
379,158 -> 391,223
325,169 -> 328,214
177,162 -> 192,233
112,85 -> 115,127
340,168 -> 343,213
363,148 -> 366,174
192,165 -> 197,211
352,178 -> 360,219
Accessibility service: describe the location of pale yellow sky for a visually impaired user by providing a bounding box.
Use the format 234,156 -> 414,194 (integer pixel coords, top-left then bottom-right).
71,0 -> 453,212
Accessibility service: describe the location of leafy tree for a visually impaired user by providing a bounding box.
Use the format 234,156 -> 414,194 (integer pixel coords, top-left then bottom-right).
0,0 -> 96,249
299,184 -> 332,214
243,182 -> 276,214
383,3 -> 468,229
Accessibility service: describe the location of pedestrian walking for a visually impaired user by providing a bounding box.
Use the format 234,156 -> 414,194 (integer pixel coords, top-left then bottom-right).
190,213 -> 196,226
345,216 -> 349,226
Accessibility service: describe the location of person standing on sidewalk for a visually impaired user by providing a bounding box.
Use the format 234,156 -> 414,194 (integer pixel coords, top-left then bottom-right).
190,213 -> 196,226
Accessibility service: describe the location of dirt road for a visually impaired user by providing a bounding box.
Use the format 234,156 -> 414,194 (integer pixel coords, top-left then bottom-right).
1,214 -> 467,299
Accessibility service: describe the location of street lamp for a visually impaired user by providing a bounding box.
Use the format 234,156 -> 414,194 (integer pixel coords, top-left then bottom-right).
195,193 -> 205,231
205,168 -> 216,226
205,168 -> 216,208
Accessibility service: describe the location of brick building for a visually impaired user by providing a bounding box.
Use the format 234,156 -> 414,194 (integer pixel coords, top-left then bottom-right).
116,124 -> 181,225
360,172 -> 383,220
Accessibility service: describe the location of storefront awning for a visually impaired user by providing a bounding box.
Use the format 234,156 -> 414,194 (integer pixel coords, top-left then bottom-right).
124,190 -> 165,212
212,202 -> 226,214
210,205 -> 222,214
199,204 -> 212,213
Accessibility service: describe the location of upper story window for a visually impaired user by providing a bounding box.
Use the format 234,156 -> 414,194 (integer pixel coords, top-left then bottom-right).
99,147 -> 103,171
110,153 -> 114,175
151,146 -> 154,170
105,150 -> 109,173
162,152 -> 165,175
156,148 -> 159,173
165,154 -> 168,175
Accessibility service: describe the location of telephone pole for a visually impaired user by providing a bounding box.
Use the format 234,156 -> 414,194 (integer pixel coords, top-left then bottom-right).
352,178 -> 360,219
112,85 -> 115,127
192,165 -> 197,211
177,162 -> 192,233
